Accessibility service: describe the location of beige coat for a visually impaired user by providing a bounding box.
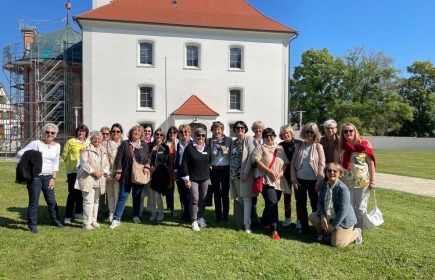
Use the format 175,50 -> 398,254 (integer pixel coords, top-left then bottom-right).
74,144 -> 110,194
291,142 -> 325,185
230,135 -> 256,199
101,139 -> 122,179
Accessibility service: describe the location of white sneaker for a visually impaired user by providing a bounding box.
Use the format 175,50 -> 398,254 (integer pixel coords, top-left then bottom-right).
198,218 -> 207,228
64,218 -> 71,225
83,224 -> 93,230
354,228 -> 363,244
149,212 -> 157,221
92,222 -> 101,228
282,218 -> 293,227
133,216 -> 141,224
157,213 -> 164,222
245,224 -> 252,234
296,220 -> 301,229
75,213 -> 84,219
191,221 -> 200,231
109,220 -> 120,229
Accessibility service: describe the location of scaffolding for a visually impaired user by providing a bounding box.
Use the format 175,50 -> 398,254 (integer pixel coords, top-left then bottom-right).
2,26 -> 82,155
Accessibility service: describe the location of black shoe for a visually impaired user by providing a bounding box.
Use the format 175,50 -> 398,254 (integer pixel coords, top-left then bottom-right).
29,227 -> 38,234
223,217 -> 229,223
169,211 -> 174,217
53,220 -> 64,228
215,218 -> 222,224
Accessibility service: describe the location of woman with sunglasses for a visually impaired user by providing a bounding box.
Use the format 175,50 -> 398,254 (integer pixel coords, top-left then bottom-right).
97,126 -> 111,218
141,124 -> 154,216
109,125 -> 151,229
208,121 -> 232,224
290,122 -> 325,235
101,123 -> 123,223
339,123 -> 376,229
252,128 -> 290,240
250,120 -> 266,224
180,127 -> 212,231
17,123 -> 64,233
148,128 -> 170,222
165,126 -> 179,216
174,124 -> 194,222
62,124 -> 90,225
229,121 -> 255,233
308,163 -> 363,247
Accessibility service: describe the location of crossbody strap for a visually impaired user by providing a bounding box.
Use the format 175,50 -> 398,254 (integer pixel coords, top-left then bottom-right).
268,149 -> 278,168
129,144 -> 137,162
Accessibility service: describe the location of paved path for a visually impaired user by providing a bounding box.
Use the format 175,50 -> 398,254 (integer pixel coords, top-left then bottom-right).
377,173 -> 435,197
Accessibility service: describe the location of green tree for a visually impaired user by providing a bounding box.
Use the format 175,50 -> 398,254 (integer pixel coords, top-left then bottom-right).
400,61 -> 435,136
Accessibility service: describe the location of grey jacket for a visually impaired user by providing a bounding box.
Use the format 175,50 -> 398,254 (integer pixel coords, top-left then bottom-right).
317,179 -> 357,229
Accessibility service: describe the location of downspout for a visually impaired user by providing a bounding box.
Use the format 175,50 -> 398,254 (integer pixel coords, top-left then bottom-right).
287,31 -> 299,125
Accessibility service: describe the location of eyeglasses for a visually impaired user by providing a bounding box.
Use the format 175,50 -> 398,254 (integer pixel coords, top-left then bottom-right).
235,126 -> 245,130
168,131 -> 177,134
325,127 -> 336,130
45,131 -> 55,135
111,130 -> 121,134
327,169 -> 338,173
306,130 -> 314,134
179,130 -> 189,134
155,133 -> 164,137
196,134 -> 206,138
264,134 -> 275,138
343,130 -> 354,134
102,133 -> 109,136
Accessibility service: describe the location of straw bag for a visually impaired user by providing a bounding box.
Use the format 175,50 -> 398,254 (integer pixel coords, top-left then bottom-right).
130,145 -> 150,185
362,190 -> 384,230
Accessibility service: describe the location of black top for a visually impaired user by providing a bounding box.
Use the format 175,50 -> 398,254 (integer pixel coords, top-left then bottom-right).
279,138 -> 302,182
115,140 -> 151,185
180,144 -> 212,181
149,142 -> 170,194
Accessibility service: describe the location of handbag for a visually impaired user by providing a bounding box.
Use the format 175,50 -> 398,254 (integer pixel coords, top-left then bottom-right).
362,190 -> 384,230
252,148 -> 278,193
129,145 -> 150,185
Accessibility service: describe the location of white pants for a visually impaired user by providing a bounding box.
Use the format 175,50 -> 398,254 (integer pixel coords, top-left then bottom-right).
82,187 -> 100,226
233,180 -> 252,226
106,179 -> 119,215
148,188 -> 163,214
348,186 -> 370,230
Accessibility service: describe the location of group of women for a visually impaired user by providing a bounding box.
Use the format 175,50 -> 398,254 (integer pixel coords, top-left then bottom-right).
18,119 -> 376,248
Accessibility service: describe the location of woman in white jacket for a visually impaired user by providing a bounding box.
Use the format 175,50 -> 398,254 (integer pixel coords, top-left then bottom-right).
75,131 -> 110,230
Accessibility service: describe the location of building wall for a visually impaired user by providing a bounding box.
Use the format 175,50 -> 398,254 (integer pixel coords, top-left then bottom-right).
364,136 -> 435,150
81,21 -> 291,135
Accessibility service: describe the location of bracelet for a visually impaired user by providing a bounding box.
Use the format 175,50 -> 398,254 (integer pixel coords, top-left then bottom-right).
52,177 -> 56,180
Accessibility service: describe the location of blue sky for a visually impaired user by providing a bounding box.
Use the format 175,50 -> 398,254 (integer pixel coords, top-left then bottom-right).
1,0 -> 434,89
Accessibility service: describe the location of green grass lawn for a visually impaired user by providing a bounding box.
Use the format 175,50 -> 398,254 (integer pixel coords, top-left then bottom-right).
375,150 -> 435,180
1,161 -> 435,279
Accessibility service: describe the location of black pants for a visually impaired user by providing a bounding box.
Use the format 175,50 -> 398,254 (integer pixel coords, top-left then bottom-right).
294,178 -> 318,233
27,175 -> 59,230
166,182 -> 175,212
65,173 -> 83,218
260,185 -> 282,232
210,166 -> 230,220
177,178 -> 191,219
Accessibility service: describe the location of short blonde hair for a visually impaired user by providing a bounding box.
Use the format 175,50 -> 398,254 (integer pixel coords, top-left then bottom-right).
178,124 -> 191,133
100,126 -> 110,133
299,122 -> 321,143
128,125 -> 145,141
279,125 -> 295,140
324,162 -> 344,177
211,121 -> 224,131
251,120 -> 265,131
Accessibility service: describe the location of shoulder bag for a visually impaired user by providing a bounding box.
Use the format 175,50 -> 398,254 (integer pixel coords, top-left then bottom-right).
362,189 -> 384,230
129,145 -> 150,185
252,148 -> 277,194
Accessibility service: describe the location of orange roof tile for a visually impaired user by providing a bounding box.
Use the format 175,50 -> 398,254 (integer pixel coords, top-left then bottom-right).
76,0 -> 296,34
172,95 -> 219,116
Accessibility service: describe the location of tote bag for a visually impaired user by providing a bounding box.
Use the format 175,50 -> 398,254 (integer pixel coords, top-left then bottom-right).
130,145 -> 150,185
362,190 -> 384,230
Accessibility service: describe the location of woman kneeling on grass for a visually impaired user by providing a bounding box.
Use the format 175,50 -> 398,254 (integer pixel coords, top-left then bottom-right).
308,163 -> 363,247
75,131 -> 111,230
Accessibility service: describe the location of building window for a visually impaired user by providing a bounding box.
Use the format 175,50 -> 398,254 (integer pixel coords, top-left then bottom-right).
229,89 -> 242,110
186,44 -> 200,67
139,86 -> 153,108
138,41 -> 154,65
228,123 -> 236,138
230,48 -> 242,69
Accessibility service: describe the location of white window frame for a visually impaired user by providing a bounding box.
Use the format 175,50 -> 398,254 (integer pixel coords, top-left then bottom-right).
228,87 -> 244,113
137,39 -> 155,67
228,44 -> 244,71
228,122 -> 237,138
184,42 -> 201,69
137,84 -> 156,111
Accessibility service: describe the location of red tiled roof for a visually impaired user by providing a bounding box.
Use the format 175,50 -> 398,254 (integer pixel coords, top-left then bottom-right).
172,95 -> 219,116
76,0 -> 295,34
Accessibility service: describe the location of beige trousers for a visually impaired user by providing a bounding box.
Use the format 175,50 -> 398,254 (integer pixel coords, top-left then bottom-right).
82,187 -> 100,226
309,212 -> 357,248
106,179 -> 119,215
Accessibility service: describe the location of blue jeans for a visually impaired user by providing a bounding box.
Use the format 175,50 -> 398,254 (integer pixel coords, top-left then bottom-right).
27,175 -> 59,229
113,183 -> 144,221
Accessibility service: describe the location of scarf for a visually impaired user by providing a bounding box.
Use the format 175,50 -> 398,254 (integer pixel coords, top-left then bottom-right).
341,139 -> 376,169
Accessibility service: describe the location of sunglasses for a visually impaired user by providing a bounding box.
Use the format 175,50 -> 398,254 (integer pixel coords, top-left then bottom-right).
155,133 -> 164,137
168,131 -> 177,134
306,130 -> 314,134
235,126 -> 245,130
343,130 -> 354,134
196,134 -> 206,138
102,133 -> 110,136
45,131 -> 56,135
179,130 -> 189,134
264,134 -> 275,138
327,169 -> 338,173
111,130 -> 121,134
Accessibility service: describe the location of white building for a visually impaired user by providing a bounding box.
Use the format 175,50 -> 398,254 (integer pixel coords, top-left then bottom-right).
76,0 -> 297,136
0,83 -> 20,141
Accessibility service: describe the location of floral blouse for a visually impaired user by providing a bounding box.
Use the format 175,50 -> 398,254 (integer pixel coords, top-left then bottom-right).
340,151 -> 370,188
230,138 -> 244,180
